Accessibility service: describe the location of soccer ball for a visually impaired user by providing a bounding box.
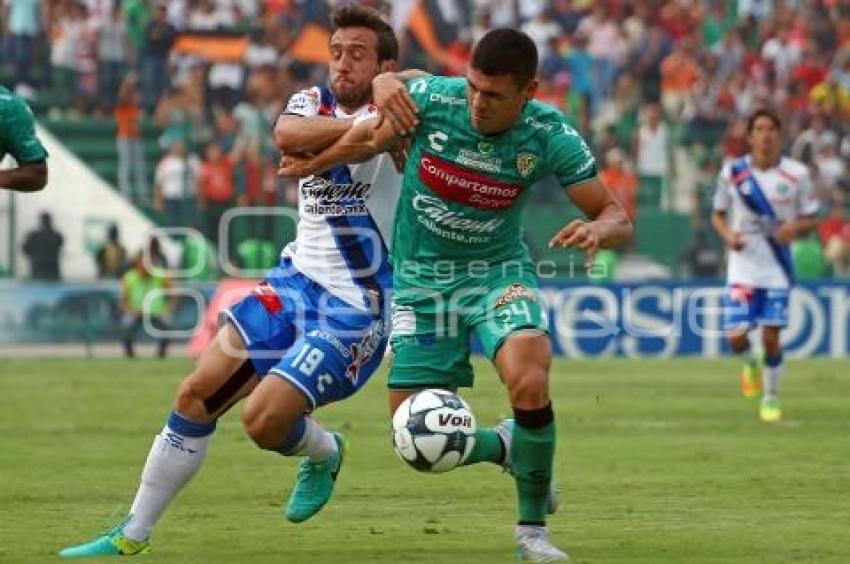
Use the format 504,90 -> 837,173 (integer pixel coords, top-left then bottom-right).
391,388 -> 477,473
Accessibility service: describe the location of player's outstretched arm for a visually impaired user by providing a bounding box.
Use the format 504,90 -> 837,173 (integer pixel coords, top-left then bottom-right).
0,162 -> 47,192
274,115 -> 356,155
549,177 -> 633,266
277,115 -> 399,178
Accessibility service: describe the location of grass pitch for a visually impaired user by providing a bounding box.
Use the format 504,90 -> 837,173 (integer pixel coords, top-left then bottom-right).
1,357 -> 848,563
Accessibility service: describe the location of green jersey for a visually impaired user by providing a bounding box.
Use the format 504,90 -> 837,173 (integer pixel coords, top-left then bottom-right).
392,76 -> 597,294
0,86 -> 48,165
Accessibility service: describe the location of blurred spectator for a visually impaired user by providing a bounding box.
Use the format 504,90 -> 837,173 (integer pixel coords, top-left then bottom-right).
22,211 -> 63,280
819,202 -> 850,276
564,33 -> 594,114
154,139 -> 200,227
578,4 -> 624,114
95,224 -> 128,279
97,3 -> 128,113
6,0 -> 42,91
521,9 -> 560,62
810,71 -> 850,116
632,24 -> 672,103
599,147 -> 637,221
762,25 -> 801,86
713,28 -> 747,84
115,75 -> 148,203
792,44 -> 830,91
244,27 -> 279,70
141,5 -> 176,115
722,118 -> 749,159
660,35 -> 700,119
814,140 -> 846,192
197,141 -> 236,244
50,2 -> 85,111
120,249 -> 174,358
123,0 -> 152,65
634,103 -> 671,208
548,0 -> 581,35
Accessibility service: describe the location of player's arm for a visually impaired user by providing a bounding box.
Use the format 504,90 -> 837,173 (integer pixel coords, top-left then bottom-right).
277,115 -> 399,178
711,210 -> 744,251
710,167 -> 745,250
549,177 -> 633,266
273,114 -> 356,155
1,96 -> 48,192
0,161 -> 47,192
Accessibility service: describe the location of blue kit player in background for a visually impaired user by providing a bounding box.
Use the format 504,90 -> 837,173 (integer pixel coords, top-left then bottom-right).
712,108 -> 821,422
60,5 -> 406,557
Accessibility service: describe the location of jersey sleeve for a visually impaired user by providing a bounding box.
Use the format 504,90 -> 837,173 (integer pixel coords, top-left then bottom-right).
546,123 -> 598,188
3,95 -> 48,164
795,164 -> 821,217
712,162 -> 733,212
282,86 -> 322,118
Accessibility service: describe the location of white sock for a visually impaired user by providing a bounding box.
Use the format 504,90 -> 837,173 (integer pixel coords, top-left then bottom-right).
122,425 -> 211,541
292,417 -> 337,462
763,359 -> 784,401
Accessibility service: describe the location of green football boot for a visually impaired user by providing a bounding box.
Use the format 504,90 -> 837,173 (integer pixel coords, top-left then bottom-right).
284,432 -> 347,523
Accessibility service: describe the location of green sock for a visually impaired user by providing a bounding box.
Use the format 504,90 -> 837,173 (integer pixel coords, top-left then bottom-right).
512,420 -> 555,524
461,428 -> 504,465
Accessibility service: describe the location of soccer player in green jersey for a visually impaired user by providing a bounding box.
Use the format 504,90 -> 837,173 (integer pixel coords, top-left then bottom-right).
280,28 -> 632,560
0,86 -> 48,192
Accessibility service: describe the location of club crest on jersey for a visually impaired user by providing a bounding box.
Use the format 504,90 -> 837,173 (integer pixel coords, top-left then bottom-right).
516,152 -> 538,178
776,183 -> 791,196
495,283 -> 535,308
478,141 -> 494,154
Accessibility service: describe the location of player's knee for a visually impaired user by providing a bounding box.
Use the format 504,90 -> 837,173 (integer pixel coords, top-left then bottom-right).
241,407 -> 282,450
506,367 -> 549,409
727,332 -> 749,353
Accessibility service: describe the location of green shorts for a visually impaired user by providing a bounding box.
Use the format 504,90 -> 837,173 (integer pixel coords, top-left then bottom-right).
388,270 -> 548,391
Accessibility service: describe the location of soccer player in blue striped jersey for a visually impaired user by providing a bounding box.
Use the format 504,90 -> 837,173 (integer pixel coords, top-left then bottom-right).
60,6 -> 408,557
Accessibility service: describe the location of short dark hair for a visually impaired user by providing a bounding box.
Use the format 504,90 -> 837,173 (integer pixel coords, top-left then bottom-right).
331,4 -> 398,63
747,108 -> 782,133
471,28 -> 538,87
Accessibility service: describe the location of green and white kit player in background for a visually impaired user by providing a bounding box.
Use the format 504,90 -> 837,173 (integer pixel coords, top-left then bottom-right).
0,85 -> 48,192
280,28 -> 633,561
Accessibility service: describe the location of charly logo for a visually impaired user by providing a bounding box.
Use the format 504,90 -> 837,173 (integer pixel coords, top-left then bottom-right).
516,152 -> 538,178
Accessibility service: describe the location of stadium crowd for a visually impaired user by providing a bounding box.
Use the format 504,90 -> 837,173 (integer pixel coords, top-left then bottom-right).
2,0 -> 849,276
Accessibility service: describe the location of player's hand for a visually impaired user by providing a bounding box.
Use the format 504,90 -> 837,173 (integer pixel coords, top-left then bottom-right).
549,219 -> 600,267
277,154 -> 317,178
389,138 -> 410,172
373,73 -> 419,135
727,233 -> 746,251
774,222 -> 797,245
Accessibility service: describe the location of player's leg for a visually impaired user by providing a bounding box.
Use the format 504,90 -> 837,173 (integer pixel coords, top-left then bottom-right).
60,322 -> 259,558
757,289 -> 789,422
474,279 -> 565,561
724,285 -> 761,397
494,333 -> 567,561
242,307 -> 388,523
